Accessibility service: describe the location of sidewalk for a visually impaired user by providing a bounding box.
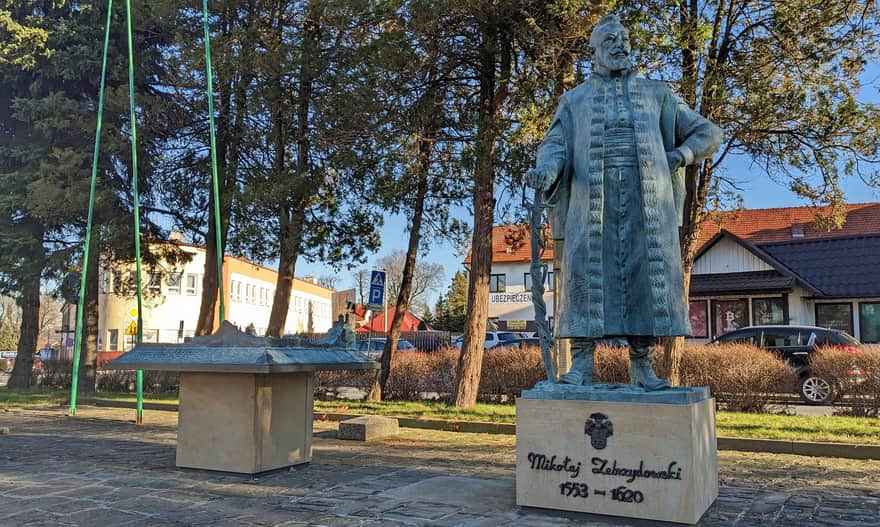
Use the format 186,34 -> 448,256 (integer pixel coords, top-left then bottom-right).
0,406 -> 878,526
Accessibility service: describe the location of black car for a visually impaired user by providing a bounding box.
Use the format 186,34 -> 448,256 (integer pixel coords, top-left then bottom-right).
710,325 -> 863,404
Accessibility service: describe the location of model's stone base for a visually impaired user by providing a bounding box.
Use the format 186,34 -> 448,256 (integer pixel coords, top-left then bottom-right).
516,392 -> 717,524
338,415 -> 400,441
176,372 -> 313,474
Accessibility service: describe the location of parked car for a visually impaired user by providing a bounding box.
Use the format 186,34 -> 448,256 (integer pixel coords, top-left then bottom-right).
709,325 -> 864,404
357,338 -> 416,358
453,331 -> 521,350
492,337 -> 542,351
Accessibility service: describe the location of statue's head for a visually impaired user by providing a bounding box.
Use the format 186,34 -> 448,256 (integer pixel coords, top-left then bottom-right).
589,14 -> 631,73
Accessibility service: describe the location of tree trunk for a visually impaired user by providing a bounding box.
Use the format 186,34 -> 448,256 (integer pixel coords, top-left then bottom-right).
194,2 -> 245,336
77,238 -> 99,394
368,134 -> 432,401
7,274 -> 40,389
266,10 -> 317,337
267,211 -> 306,336
452,19 -> 511,409
195,210 -> 223,336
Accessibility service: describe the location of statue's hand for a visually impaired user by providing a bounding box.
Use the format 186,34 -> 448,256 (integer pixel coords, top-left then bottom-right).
666,150 -> 685,173
526,166 -> 556,191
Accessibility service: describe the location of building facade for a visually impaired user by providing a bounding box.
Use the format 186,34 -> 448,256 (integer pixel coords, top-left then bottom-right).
97,240 -> 335,351
480,203 -> 880,343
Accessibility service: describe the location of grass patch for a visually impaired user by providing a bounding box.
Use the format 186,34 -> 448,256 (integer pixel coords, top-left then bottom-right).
0,387 -> 69,408
315,400 -> 517,423
3,387 -> 878,445
716,411 -> 880,444
92,391 -> 179,404
0,387 -> 178,408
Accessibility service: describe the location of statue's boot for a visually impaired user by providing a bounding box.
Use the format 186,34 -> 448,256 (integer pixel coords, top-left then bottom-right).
558,339 -> 595,385
629,337 -> 670,391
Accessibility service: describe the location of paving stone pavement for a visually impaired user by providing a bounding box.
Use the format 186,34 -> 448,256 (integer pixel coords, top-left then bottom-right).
0,406 -> 878,527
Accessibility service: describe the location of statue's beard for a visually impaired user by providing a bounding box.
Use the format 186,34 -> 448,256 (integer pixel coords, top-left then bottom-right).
596,53 -> 631,73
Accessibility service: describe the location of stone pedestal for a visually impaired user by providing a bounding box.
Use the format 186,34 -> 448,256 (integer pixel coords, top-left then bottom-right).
107,321 -> 378,475
176,372 -> 313,474
516,385 -> 717,524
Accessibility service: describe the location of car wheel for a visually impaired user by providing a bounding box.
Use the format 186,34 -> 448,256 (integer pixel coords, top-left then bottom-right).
799,375 -> 836,405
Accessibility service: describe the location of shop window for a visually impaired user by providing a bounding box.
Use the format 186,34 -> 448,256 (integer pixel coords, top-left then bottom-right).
689,300 -> 708,338
489,274 -> 506,293
712,299 -> 749,338
751,297 -> 787,325
815,303 -> 853,335
858,302 -> 880,343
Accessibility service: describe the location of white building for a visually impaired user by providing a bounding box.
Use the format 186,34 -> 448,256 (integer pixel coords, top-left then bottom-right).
98,239 -> 336,351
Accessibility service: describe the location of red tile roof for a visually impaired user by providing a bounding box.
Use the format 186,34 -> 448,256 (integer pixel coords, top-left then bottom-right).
464,224 -> 555,264
696,203 -> 880,248
476,203 -> 880,264
355,307 -> 431,333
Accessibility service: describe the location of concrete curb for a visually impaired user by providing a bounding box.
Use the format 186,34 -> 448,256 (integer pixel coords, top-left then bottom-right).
90,400 -> 880,460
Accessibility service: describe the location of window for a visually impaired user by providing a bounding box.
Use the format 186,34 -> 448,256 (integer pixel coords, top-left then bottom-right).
107,329 -> 119,351
185,274 -> 198,295
689,300 -> 709,338
859,302 -> 880,344
752,297 -> 787,325
100,272 -> 109,294
712,299 -> 749,338
815,303 -> 853,335
760,329 -> 804,348
112,271 -> 123,293
489,274 -> 506,293
524,271 -> 554,292
166,272 -> 182,294
147,272 -> 162,294
715,328 -> 758,345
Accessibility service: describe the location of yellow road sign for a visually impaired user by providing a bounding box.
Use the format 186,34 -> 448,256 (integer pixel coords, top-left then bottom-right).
128,308 -> 138,319
125,321 -> 138,336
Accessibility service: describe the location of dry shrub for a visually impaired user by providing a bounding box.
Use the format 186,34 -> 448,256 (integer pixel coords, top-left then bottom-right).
478,346 -> 546,401
809,346 -> 880,417
95,370 -> 180,394
424,347 -> 459,395
34,359 -> 73,389
384,351 -> 435,400
315,369 -> 376,393
680,343 -> 796,412
594,345 -> 630,383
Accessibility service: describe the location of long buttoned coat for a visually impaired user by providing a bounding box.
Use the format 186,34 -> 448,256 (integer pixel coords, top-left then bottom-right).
537,72 -> 722,338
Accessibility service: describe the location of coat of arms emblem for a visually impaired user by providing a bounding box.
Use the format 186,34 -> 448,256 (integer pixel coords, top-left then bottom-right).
584,412 -> 613,449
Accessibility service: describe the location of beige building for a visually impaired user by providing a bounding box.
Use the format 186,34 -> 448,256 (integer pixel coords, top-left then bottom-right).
98,240 -> 335,351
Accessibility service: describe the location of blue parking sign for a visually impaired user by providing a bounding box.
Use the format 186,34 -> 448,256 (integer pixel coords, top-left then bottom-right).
368,270 -> 386,309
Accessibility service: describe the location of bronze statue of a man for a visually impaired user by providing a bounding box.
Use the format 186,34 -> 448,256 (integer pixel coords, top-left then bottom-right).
528,14 -> 722,390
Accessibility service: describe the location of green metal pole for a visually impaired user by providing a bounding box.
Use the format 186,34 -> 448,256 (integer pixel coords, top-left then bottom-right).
202,0 -> 225,324
69,0 -> 114,416
125,0 -> 145,425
